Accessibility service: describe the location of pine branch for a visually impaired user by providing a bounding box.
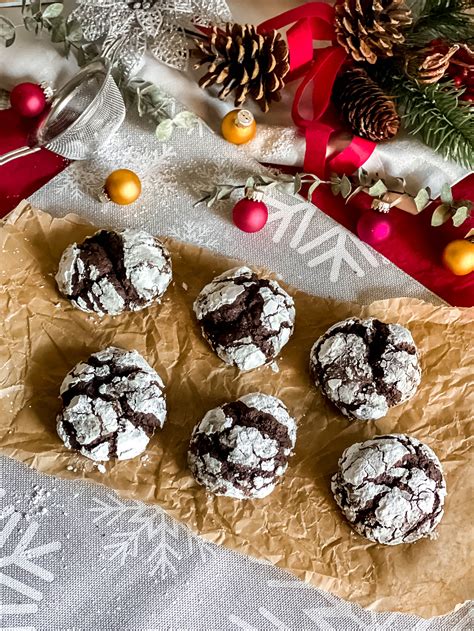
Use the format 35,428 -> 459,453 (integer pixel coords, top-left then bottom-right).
391,78 -> 474,169
405,0 -> 474,47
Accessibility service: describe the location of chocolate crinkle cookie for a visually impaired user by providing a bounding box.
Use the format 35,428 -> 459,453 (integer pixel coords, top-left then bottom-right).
193,266 -> 295,371
55,228 -> 172,316
57,347 -> 166,462
188,393 -> 297,499
331,434 -> 446,545
310,317 -> 421,420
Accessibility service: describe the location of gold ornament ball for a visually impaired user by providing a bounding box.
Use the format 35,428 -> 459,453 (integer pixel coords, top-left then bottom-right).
221,109 -> 257,145
104,169 -> 142,205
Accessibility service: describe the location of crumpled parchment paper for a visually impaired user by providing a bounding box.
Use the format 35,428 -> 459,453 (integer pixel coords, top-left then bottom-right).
0,201 -> 472,617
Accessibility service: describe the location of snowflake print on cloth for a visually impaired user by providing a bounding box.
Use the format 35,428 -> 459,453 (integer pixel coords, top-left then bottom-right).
72,0 -> 232,76
266,197 -> 380,283
229,581 -> 474,631
91,495 -> 215,579
0,507 -> 61,618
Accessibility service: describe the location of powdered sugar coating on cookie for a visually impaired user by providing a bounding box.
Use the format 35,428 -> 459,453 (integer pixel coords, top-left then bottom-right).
331,434 -> 446,545
57,347 -> 166,462
310,317 -> 421,420
193,267 -> 295,371
55,229 -> 172,316
188,393 -> 296,499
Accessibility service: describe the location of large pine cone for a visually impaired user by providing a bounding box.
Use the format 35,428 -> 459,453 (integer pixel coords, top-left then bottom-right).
193,23 -> 290,113
335,0 -> 412,65
332,66 -> 400,141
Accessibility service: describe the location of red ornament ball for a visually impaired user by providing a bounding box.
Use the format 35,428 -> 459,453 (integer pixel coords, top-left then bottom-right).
232,197 -> 268,233
357,211 -> 391,245
10,82 -> 47,118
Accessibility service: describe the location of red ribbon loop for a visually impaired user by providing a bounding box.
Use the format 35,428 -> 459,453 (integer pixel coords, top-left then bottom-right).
259,3 -> 376,178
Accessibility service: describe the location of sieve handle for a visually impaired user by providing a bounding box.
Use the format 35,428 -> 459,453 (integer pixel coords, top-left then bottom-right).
0,145 -> 41,166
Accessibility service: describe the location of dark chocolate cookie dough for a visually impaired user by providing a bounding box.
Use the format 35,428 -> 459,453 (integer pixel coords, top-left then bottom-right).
331,434 -> 446,545
57,347 -> 166,462
56,228 -> 172,316
193,266 -> 295,371
310,317 -> 421,420
188,393 -> 297,499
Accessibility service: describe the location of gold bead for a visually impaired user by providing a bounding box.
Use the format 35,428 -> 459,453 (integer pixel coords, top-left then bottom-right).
221,109 -> 256,145
104,169 -> 142,205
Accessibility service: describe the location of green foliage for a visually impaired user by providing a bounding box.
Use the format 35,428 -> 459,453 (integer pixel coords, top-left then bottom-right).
0,16 -> 16,47
405,0 -> 474,47
392,78 -> 474,169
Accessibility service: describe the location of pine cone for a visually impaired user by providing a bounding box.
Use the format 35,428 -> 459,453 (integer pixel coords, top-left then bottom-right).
332,66 -> 400,141
407,45 -> 460,84
335,0 -> 412,65
193,23 -> 290,112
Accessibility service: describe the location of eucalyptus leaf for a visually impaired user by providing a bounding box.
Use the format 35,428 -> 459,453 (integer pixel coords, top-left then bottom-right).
340,175 -> 352,199
173,110 -> 197,129
293,173 -> 302,194
155,119 -> 173,141
331,181 -> 341,196
440,182 -> 453,205
24,16 -> 36,31
66,19 -> 83,43
431,203 -> 452,226
308,179 -> 321,199
414,188 -> 430,211
0,16 -> 16,46
216,185 -> 235,200
368,179 -> 388,197
30,0 -> 41,16
452,205 -> 470,227
42,3 -> 63,18
50,19 -> 67,43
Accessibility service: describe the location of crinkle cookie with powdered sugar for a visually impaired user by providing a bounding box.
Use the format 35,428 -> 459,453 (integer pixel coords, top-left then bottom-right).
188,393 -> 297,499
331,434 -> 446,545
310,317 -> 421,420
193,266 -> 295,371
57,347 -> 166,462
55,228 -> 172,316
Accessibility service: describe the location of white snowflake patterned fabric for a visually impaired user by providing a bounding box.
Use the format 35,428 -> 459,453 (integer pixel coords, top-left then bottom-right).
72,0 -> 232,76
3,85 -> 471,629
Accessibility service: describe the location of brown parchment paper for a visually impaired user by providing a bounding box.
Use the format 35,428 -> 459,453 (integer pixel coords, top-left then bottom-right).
0,201 -> 473,618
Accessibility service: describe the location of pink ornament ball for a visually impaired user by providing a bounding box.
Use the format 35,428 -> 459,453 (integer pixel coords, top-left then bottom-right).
357,212 -> 391,245
232,198 -> 269,233
10,82 -> 47,118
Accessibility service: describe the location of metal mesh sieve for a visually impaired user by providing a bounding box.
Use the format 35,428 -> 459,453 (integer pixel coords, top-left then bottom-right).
0,59 -> 126,166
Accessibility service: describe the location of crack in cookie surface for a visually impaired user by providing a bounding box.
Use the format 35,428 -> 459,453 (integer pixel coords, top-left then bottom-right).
188,393 -> 297,499
55,229 -> 172,316
57,347 -> 166,462
193,267 -> 295,371
331,434 -> 446,545
310,317 -> 421,420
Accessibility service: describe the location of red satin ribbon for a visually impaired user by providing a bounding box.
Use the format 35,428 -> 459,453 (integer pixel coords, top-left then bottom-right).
259,3 -> 376,178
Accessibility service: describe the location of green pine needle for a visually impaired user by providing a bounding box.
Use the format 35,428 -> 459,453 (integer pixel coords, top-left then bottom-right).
405,0 -> 474,46
392,78 -> 474,169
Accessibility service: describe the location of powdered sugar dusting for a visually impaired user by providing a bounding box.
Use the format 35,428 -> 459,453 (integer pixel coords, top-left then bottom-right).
332,434 -> 446,545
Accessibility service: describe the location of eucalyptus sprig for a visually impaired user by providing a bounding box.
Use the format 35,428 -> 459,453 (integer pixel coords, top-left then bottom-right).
431,183 -> 473,227
197,168 -> 472,228
0,0 -> 196,141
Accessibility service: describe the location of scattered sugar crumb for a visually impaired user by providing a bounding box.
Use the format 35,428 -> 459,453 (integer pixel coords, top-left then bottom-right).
270,361 -> 280,373
182,282 -> 188,291
97,464 -> 106,474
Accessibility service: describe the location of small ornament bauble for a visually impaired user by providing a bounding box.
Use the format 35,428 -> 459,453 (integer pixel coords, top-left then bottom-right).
101,169 -> 142,205
442,239 -> 474,276
221,109 -> 256,145
357,211 -> 391,245
10,82 -> 47,118
232,196 -> 268,233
